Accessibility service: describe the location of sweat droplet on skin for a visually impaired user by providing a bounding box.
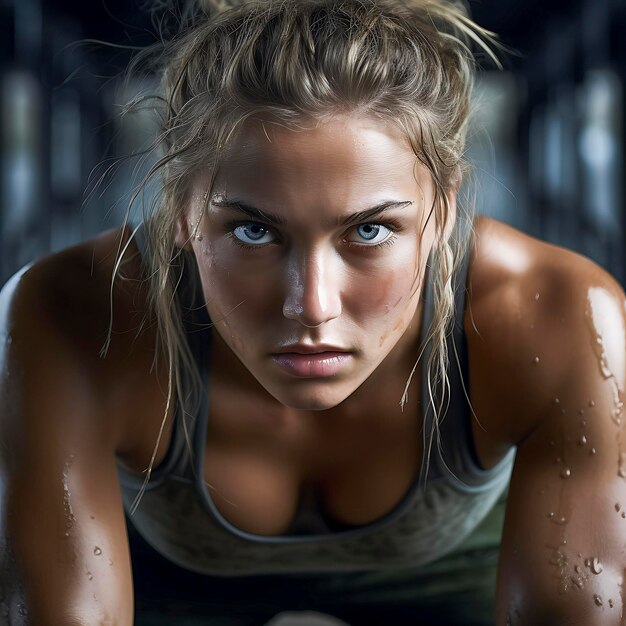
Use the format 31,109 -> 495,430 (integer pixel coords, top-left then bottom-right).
534,292 -> 540,301
594,594 -> 603,606
590,448 -> 597,456
533,356 -> 540,364
596,336 -> 616,380
589,400 -> 596,408
619,450 -> 626,478
62,468 -> 76,534
93,546 -> 102,556
548,548 -> 571,593
549,549 -> 568,568
561,468 -> 571,478
591,558 -> 603,574
579,436 -> 587,446
587,294 -> 626,394
609,599 -> 614,608
611,386 -> 624,423
616,503 -> 622,512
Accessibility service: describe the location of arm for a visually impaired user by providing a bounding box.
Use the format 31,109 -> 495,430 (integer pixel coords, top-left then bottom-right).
492,255 -> 626,624
0,262 -> 134,625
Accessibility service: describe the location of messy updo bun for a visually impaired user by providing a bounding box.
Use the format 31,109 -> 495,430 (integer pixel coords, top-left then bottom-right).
112,0 -> 500,510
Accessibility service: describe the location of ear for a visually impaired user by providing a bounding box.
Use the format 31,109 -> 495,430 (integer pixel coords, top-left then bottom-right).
174,213 -> 194,251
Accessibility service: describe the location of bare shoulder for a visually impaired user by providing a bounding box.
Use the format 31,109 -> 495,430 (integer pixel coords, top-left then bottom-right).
0,229 -> 142,624
466,215 -> 626,448
473,225 -> 626,621
0,227 -> 161,453
2,227 -> 145,346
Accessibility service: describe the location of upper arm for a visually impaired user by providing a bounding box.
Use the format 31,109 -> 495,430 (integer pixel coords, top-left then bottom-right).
0,259 -> 134,625
493,253 -> 626,625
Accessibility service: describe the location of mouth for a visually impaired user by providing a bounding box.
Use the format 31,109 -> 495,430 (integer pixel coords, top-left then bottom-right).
273,343 -> 350,355
271,346 -> 353,378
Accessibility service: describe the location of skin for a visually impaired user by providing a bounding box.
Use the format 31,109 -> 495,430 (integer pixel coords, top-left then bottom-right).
0,113 -> 625,625
176,114 -> 452,414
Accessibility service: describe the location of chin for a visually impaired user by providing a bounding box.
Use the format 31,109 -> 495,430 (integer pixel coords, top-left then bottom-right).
269,384 -> 352,412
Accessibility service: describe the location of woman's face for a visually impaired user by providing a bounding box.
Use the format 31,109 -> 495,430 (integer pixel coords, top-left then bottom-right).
181,114 -> 452,411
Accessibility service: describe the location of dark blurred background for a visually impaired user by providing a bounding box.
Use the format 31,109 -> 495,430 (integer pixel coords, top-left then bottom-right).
0,0 -> 624,285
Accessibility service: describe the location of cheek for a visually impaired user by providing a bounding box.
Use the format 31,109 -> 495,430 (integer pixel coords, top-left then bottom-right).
197,242 -> 268,312
345,263 -> 420,349
195,245 -> 277,354
350,260 -> 419,319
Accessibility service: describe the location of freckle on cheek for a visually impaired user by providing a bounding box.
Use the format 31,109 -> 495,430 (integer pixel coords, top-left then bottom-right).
378,306 -> 413,347
372,271 -> 416,347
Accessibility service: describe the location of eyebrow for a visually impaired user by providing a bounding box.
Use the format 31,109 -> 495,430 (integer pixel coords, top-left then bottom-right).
210,197 -> 414,227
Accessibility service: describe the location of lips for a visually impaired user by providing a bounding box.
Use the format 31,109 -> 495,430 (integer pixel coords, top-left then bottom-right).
271,344 -> 353,378
273,343 -> 350,355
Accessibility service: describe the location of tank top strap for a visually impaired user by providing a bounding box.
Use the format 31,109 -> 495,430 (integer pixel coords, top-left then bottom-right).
179,255 -> 213,484
118,221 -> 208,490
431,231 -> 515,492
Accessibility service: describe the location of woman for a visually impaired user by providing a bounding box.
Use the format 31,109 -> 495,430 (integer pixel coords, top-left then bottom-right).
0,0 -> 624,624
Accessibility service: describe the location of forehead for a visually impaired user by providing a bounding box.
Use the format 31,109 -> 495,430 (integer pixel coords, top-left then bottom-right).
223,114 -> 413,157
213,114 -> 428,197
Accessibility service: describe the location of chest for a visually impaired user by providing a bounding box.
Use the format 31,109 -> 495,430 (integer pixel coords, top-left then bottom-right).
202,374 -> 424,535
118,323 -> 508,539
199,329 -> 510,537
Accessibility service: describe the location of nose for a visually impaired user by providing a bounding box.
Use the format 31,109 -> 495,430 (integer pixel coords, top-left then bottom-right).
282,248 -> 342,328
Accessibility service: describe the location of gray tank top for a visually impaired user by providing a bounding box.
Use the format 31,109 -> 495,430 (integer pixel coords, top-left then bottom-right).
117,223 -> 515,576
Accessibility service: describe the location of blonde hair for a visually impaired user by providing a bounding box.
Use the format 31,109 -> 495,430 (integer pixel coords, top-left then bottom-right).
111,0 -> 500,511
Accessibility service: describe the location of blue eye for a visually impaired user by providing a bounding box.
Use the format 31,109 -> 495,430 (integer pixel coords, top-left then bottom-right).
350,224 -> 393,245
232,223 -> 275,245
